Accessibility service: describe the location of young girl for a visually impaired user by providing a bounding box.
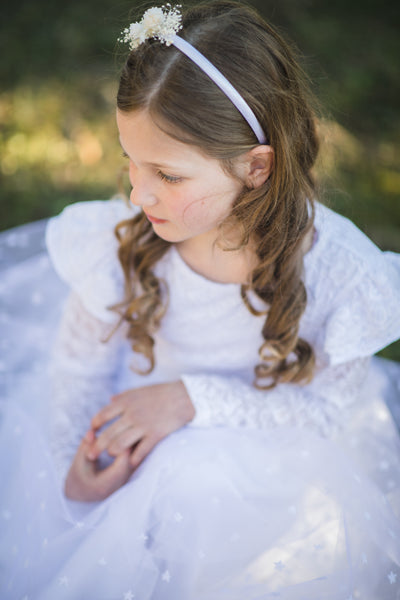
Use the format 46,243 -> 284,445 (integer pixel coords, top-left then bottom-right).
1,1 -> 400,598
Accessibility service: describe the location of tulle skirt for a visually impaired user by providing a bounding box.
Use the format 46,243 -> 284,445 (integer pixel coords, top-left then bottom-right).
1,221 -> 400,600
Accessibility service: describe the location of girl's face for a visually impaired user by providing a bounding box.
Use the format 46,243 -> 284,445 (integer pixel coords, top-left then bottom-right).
116,109 -> 244,248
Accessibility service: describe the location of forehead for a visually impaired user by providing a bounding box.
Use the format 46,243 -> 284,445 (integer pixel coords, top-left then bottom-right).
116,108 -> 213,170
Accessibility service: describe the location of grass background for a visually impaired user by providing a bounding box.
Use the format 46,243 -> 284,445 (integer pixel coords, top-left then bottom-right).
1,0 -> 399,359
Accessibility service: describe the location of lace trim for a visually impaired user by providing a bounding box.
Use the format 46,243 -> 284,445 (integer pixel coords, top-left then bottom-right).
182,357 -> 370,438
48,293 -> 127,482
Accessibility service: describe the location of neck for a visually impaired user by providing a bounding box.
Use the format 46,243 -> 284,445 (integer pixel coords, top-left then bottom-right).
176,234 -> 257,285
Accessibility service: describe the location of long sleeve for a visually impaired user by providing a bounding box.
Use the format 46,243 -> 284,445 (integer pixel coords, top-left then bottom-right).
48,292 -> 127,483
182,357 -> 370,438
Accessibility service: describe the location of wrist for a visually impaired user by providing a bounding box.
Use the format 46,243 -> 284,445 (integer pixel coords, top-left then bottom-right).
175,379 -> 196,423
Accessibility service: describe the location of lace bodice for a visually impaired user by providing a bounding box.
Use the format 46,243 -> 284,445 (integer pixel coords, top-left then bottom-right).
46,199 -> 400,481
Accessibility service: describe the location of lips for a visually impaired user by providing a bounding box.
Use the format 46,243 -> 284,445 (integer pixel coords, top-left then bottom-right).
144,212 -> 167,224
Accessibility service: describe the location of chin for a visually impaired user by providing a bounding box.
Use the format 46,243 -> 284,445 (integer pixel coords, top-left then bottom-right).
151,226 -> 184,244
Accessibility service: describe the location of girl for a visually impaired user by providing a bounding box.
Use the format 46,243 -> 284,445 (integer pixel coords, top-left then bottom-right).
1,1 -> 400,598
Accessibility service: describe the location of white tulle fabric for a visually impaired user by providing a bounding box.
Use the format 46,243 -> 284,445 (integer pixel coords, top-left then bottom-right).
1,198 -> 400,600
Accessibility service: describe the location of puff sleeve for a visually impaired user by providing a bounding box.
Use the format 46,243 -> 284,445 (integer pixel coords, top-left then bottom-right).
319,251 -> 400,365
307,206 -> 400,366
45,199 -> 135,323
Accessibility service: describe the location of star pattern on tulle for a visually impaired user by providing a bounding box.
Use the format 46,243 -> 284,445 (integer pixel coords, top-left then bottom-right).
314,544 -> 323,551
75,521 -> 85,529
379,460 -> 389,471
364,511 -> 371,521
388,571 -> 397,584
42,538 -> 48,548
174,512 -> 183,523
162,570 -> 171,583
2,509 -> 11,520
274,561 -> 285,571
58,576 -> 69,587
98,557 -> 107,566
31,291 -> 43,305
361,552 -> 368,564
123,591 -> 135,600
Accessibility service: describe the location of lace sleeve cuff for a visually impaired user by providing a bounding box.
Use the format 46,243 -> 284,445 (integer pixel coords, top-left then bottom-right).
182,358 -> 370,438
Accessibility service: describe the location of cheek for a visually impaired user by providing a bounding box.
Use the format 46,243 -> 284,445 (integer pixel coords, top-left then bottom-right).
128,162 -> 137,186
169,177 -> 240,230
181,197 -> 209,227
182,184 -> 237,227
179,196 -> 231,234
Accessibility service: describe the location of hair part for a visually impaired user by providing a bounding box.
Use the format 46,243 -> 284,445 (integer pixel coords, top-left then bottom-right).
113,0 -> 319,387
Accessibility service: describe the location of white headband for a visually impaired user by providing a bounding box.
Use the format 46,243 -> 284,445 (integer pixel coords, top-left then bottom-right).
119,5 -> 267,144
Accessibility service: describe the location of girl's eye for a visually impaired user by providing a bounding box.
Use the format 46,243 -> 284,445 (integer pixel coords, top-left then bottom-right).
158,171 -> 182,184
121,151 -> 129,159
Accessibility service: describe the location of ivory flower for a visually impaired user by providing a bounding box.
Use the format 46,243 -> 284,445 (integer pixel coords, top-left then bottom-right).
119,4 -> 183,50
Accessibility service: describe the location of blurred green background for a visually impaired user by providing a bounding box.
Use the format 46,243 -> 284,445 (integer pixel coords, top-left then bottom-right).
1,0 -> 399,359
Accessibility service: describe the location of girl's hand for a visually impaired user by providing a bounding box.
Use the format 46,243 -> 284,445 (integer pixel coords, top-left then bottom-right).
65,432 -> 134,502
87,381 -> 195,469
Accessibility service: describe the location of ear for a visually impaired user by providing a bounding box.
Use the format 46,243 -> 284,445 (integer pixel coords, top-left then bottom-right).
244,145 -> 274,189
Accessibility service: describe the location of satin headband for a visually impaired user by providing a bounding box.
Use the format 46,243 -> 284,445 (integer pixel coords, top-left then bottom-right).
119,5 -> 267,144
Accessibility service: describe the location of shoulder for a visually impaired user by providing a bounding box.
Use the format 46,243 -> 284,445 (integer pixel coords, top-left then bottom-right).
46,199 -> 138,322
311,202 -> 390,265
303,202 -> 400,365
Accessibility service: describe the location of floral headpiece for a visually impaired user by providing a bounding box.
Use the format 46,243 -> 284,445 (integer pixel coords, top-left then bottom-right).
119,4 -> 266,144
119,5 -> 183,49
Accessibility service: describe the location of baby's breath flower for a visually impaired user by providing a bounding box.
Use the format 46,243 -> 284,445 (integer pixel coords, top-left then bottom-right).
142,7 -> 165,35
118,4 -> 183,50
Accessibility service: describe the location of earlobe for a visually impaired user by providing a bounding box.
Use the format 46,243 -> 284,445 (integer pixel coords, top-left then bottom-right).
246,145 -> 274,189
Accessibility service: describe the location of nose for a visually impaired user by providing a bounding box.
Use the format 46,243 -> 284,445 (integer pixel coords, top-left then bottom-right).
129,186 -> 158,208
129,163 -> 158,208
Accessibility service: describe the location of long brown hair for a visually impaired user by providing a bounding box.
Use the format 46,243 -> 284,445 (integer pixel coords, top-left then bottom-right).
113,0 -> 319,387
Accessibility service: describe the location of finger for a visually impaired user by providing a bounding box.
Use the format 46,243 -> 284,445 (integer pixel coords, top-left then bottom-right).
111,389 -> 136,402
84,429 -> 95,443
91,400 -> 124,431
97,449 -> 134,497
87,419 -> 132,460
107,427 -> 143,457
111,393 -> 123,402
130,436 -> 158,469
72,438 -> 98,476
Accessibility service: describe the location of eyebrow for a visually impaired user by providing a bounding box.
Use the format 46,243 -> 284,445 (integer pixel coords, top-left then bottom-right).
119,139 -> 185,172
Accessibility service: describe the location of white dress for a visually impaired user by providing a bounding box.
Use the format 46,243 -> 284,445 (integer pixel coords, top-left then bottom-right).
1,198 -> 400,600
